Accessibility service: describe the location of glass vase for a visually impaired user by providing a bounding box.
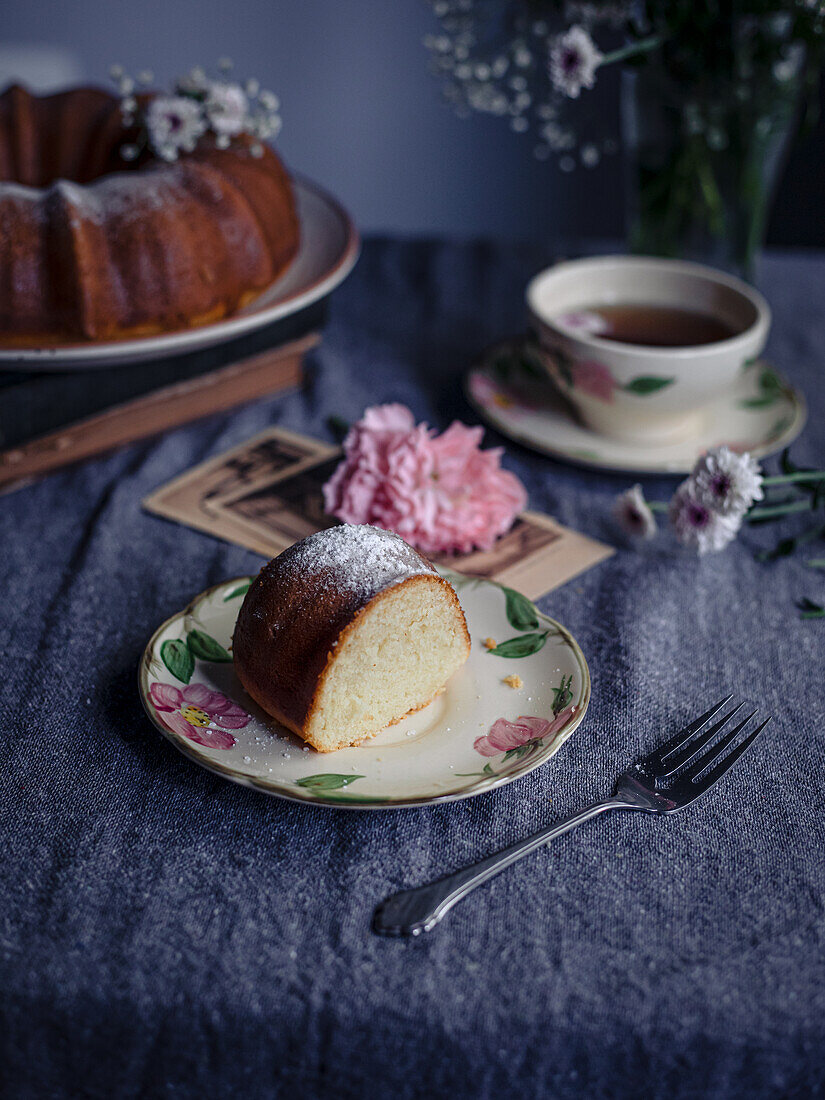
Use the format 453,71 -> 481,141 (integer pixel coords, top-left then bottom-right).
621,37 -> 804,283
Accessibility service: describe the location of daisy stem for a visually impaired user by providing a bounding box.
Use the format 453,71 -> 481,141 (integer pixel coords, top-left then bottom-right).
762,472 -> 825,486
599,35 -> 664,68
648,501 -> 669,513
747,499 -> 814,521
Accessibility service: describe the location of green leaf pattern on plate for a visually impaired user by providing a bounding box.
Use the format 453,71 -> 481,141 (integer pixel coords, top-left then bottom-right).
488,581 -> 555,657
160,627 -> 234,683
503,586 -> 540,631
296,774 -> 366,791
488,632 -> 550,658
186,629 -> 232,663
223,581 -> 252,602
160,639 -> 195,685
552,673 -> 573,715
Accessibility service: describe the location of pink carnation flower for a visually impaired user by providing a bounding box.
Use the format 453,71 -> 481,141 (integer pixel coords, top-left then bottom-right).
474,705 -> 577,757
323,404 -> 527,555
149,682 -> 249,750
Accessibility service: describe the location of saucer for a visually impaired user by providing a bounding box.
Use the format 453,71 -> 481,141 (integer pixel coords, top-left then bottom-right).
139,569 -> 590,810
465,339 -> 807,476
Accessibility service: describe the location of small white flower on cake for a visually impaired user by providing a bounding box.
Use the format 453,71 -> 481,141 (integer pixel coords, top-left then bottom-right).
689,446 -> 764,517
669,484 -> 741,554
548,26 -> 603,99
146,95 -> 207,159
614,484 -> 657,539
206,82 -> 249,136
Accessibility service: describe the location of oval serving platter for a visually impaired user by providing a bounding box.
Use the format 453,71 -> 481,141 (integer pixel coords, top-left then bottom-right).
139,568 -> 590,809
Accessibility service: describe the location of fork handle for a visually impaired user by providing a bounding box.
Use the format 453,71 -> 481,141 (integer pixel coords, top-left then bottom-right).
373,797 -> 627,936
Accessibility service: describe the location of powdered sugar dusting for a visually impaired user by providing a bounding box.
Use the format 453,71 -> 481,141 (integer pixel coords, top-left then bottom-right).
57,169 -> 189,226
266,524 -> 436,607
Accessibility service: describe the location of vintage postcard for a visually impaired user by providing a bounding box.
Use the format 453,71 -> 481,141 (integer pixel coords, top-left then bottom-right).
143,426 -> 613,598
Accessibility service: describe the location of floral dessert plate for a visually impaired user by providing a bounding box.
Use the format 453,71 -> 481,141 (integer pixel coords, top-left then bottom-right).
139,569 -> 590,809
466,339 -> 806,476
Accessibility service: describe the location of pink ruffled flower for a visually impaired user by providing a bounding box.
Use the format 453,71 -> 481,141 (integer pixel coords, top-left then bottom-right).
570,359 -> 617,402
149,682 -> 249,750
323,404 -> 527,556
474,705 -> 577,757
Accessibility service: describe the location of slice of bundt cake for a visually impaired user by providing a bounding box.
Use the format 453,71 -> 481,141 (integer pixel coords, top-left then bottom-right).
233,525 -> 471,752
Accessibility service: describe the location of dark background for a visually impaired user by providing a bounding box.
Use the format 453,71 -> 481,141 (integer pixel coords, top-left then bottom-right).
3,0 -> 824,248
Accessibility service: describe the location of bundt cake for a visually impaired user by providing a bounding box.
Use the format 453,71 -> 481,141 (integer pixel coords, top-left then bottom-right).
0,84 -> 299,343
233,525 -> 472,752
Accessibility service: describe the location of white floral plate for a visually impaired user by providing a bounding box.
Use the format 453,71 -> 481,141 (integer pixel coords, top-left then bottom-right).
466,339 -> 806,476
139,569 -> 590,809
0,176 -> 359,370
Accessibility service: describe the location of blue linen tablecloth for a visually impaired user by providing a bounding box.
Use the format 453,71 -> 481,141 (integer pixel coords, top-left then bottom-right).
1,239 -> 824,1099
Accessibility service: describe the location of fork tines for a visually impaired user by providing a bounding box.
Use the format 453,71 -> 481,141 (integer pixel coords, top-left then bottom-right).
638,696 -> 771,795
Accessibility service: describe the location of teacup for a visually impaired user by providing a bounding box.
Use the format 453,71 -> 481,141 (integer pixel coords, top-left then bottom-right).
526,256 -> 771,444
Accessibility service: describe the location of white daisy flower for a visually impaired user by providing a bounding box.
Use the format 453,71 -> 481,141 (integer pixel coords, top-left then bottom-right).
689,446 -> 764,517
548,25 -> 603,99
669,483 -> 741,554
614,484 -> 657,540
205,82 -> 249,137
146,96 -> 207,159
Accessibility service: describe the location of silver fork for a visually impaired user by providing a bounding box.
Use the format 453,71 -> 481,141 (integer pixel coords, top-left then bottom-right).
373,696 -> 770,937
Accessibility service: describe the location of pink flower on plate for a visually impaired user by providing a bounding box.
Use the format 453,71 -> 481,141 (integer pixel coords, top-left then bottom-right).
149,682 -> 249,750
469,372 -> 512,410
474,704 -> 577,757
570,360 -> 617,403
322,403 -> 527,556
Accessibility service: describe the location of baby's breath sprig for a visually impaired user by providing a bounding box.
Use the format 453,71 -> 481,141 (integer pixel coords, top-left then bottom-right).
108,60 -> 283,164
424,0 -> 825,169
